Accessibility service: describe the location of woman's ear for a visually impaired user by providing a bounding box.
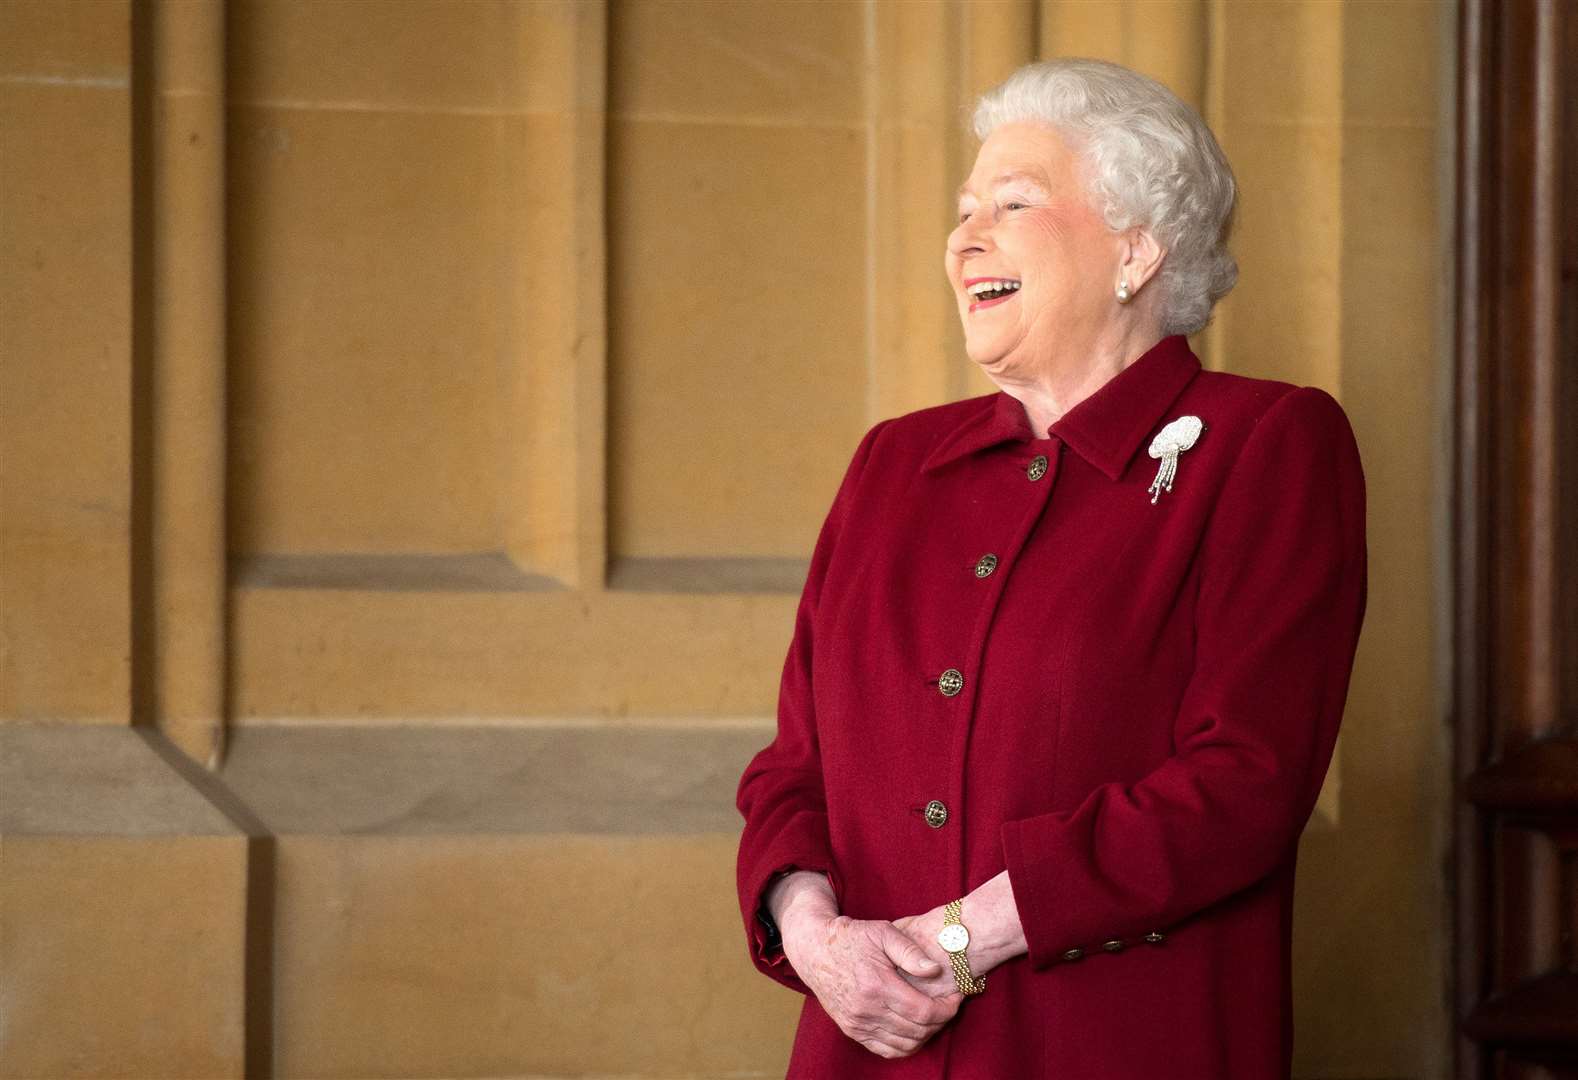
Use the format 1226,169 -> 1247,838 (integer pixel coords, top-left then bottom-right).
1120,228 -> 1166,293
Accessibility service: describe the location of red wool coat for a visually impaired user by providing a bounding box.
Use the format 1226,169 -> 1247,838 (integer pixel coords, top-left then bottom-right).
735,334 -> 1369,1078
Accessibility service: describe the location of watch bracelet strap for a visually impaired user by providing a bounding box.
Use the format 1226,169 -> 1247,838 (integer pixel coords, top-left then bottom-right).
948,948 -> 986,994
943,898 -> 986,995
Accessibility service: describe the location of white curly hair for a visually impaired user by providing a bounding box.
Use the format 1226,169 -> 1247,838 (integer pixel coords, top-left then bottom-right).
972,58 -> 1239,336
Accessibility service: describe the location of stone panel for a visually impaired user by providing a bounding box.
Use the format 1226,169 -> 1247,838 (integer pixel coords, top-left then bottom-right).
229,585 -> 795,719
228,0 -> 564,113
0,725 -> 249,1078
0,50 -> 132,721
0,0 -> 129,80
0,835 -> 249,1079
609,0 -> 863,126
268,833 -> 796,1078
227,104 -> 514,555
608,119 -> 867,559
217,721 -> 799,1079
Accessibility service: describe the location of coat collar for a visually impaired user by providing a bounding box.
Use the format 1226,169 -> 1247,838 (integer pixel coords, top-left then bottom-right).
921,334 -> 1202,481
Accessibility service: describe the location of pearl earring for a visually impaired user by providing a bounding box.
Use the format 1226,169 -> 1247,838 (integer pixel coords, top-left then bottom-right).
1116,279 -> 1132,304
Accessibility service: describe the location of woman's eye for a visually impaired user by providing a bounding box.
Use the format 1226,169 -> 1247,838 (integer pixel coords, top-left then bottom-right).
1004,201 -> 1027,211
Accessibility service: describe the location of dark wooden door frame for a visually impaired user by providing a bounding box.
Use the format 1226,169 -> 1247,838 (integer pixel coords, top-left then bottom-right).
1452,1 -> 1577,1077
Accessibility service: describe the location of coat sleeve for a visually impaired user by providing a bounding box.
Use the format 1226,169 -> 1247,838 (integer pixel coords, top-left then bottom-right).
735,418 -> 890,993
1000,386 -> 1368,969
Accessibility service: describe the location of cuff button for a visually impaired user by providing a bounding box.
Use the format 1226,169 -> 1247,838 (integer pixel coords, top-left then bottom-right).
1101,939 -> 1125,953
1061,947 -> 1085,961
1144,931 -> 1166,944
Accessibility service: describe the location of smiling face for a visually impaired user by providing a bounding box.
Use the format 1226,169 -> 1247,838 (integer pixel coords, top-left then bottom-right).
946,121 -> 1127,385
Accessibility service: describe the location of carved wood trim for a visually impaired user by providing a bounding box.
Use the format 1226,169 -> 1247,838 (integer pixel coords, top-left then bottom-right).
1452,0 -> 1577,1077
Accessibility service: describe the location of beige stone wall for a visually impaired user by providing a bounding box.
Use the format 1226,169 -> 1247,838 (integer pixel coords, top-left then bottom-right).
1,1 -> 135,725
0,1 -> 1450,1076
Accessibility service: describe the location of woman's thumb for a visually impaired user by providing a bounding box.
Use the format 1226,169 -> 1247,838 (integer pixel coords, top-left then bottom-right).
883,926 -> 942,977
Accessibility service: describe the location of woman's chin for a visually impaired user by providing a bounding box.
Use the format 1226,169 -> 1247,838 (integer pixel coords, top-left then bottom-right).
964,344 -> 1017,377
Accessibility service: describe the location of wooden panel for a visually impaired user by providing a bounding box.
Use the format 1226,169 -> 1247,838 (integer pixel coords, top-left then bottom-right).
1461,972 -> 1578,1051
1453,0 -> 1578,1075
1466,740 -> 1578,814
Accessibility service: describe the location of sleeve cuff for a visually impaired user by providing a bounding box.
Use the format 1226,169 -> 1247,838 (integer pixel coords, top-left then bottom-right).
1002,817 -> 1171,971
745,865 -> 841,993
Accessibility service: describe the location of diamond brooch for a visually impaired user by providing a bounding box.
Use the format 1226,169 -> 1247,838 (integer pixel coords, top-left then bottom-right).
1147,415 -> 1204,504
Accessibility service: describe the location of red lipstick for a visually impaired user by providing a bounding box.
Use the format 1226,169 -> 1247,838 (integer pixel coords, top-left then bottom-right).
964,277 -> 1021,313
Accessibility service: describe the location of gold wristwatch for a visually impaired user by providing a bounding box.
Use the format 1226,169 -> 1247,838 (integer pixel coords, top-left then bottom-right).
936,898 -> 986,995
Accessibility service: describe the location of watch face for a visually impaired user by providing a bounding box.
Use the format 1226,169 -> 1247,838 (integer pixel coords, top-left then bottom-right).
938,924 -> 970,953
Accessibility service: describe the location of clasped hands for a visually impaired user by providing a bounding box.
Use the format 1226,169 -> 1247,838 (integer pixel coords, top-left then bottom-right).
767,870 -> 1025,1060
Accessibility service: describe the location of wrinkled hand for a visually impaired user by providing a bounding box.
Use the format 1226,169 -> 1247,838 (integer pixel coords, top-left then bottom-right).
783,912 -> 964,1059
891,903 -> 1009,998
892,876 -> 1027,998
890,908 -> 963,998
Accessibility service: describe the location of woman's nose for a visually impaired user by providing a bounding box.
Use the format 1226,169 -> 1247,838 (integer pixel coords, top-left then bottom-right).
948,212 -> 990,258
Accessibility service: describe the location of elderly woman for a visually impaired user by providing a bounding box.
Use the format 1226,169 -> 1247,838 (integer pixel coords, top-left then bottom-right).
735,57 -> 1366,1078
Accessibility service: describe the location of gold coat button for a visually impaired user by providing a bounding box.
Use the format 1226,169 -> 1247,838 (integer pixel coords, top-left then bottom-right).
1027,454 -> 1049,481
974,553 -> 998,578
1102,939 -> 1125,953
938,668 -> 964,697
923,800 -> 949,828
1143,931 -> 1165,944
1061,947 -> 1084,961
